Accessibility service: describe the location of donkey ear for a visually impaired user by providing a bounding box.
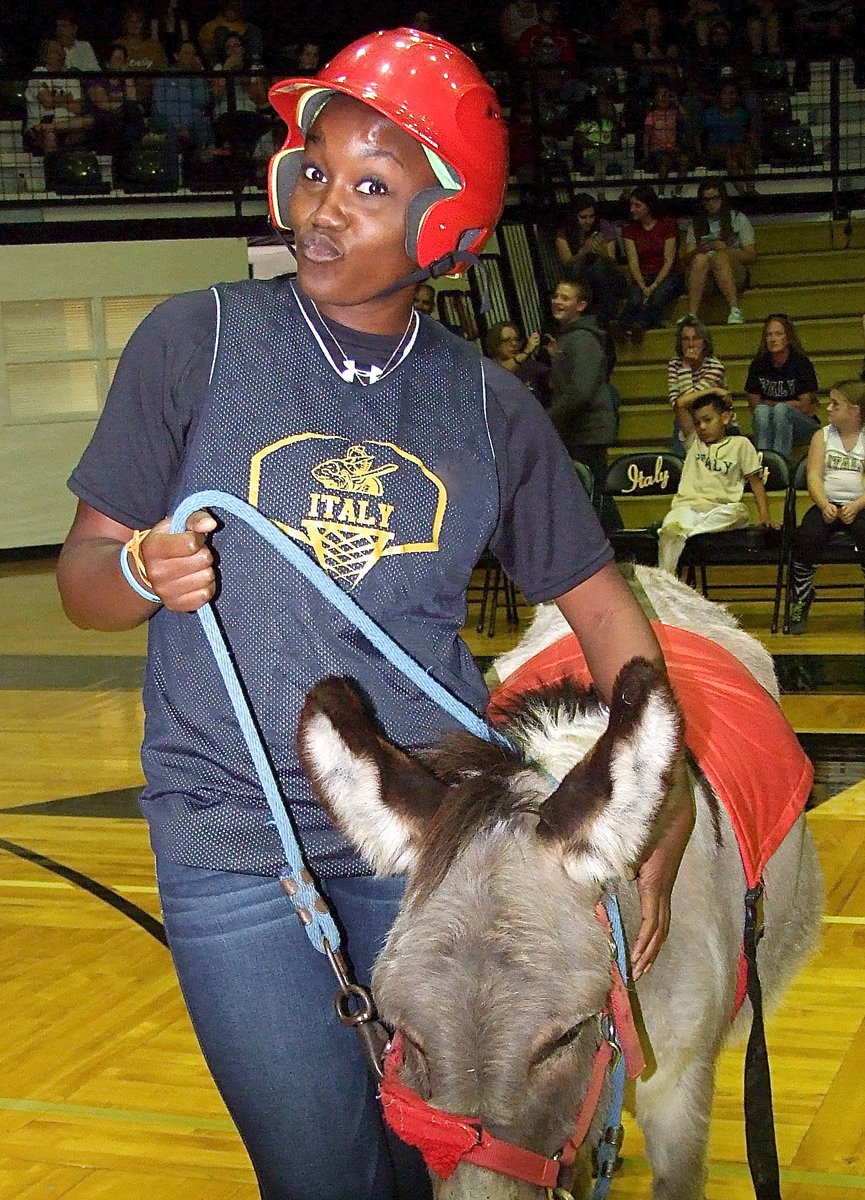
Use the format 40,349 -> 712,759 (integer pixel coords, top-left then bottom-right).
537,659 -> 683,887
297,677 -> 447,876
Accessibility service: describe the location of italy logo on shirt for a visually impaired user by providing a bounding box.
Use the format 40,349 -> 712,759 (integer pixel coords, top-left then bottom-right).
249,433 -> 447,587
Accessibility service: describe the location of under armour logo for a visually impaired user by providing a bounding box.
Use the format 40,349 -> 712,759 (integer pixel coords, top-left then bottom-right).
338,360 -> 384,386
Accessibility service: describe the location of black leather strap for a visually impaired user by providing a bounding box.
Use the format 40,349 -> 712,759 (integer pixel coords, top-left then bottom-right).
743,883 -> 783,1200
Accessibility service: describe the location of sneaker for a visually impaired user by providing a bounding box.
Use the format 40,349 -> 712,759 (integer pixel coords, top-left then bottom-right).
788,590 -> 814,634
727,306 -> 745,324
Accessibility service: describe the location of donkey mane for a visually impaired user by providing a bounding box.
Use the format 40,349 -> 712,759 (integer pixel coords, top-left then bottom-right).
490,680 -> 607,739
411,733 -> 536,905
409,681 -> 604,904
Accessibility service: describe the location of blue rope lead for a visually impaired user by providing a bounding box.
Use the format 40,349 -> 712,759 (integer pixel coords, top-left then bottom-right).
591,894 -> 629,1200
168,490 -> 507,952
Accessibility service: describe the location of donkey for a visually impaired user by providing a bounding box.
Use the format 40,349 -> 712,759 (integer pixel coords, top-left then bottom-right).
298,566 -> 823,1200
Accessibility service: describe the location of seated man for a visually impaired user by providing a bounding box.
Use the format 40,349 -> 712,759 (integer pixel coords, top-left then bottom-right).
24,38 -> 94,155
149,39 -> 213,169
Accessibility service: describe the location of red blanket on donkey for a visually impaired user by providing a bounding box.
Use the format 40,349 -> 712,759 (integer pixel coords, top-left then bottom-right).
489,623 -> 813,975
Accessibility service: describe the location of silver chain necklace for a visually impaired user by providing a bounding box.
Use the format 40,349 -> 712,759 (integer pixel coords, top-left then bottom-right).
295,286 -> 420,386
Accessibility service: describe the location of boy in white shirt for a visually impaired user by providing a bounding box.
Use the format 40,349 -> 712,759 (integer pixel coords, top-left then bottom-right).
658,392 -> 774,572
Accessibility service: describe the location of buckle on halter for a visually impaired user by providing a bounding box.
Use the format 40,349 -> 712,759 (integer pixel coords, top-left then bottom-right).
601,1124 -> 624,1154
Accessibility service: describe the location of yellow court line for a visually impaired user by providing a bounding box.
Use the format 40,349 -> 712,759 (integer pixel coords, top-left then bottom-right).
0,880 -> 158,895
1,1098 -> 863,1190
620,1158 -> 865,1191
0,878 -> 73,889
822,914 -> 865,925
0,1096 -> 235,1132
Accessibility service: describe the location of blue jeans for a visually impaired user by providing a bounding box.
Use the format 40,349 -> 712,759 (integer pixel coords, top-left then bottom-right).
157,859 -> 432,1200
751,402 -> 819,459
619,271 -> 683,330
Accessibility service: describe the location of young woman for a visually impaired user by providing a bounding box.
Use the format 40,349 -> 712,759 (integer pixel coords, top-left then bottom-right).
484,320 -> 547,397
667,315 -> 731,455
618,183 -> 683,340
682,177 -> 757,324
745,313 -> 820,459
86,43 -> 146,155
56,29 -> 692,1200
555,191 -> 626,326
789,380 -> 865,632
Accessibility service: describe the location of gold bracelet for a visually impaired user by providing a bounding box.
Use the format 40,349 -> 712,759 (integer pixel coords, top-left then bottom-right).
124,528 -> 153,588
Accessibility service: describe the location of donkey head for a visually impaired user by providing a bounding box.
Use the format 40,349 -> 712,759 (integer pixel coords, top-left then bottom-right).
298,659 -> 682,1198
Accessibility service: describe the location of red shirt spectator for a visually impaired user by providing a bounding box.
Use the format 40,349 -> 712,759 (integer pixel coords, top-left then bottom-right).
515,3 -> 577,63
622,214 -> 678,276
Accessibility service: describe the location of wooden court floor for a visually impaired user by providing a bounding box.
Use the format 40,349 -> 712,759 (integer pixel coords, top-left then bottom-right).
1,556 -> 864,1199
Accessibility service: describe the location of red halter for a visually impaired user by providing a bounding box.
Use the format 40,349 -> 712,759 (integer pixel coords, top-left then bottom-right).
378,905 -> 646,1189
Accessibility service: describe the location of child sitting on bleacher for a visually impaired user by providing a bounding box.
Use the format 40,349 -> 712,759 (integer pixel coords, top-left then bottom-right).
788,380 -> 865,633
658,392 -> 774,573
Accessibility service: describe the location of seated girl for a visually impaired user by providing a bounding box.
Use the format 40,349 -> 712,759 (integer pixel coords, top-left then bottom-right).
788,379 -> 865,633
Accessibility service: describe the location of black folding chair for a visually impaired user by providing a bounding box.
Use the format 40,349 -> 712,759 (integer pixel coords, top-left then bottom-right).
473,460 -> 595,638
572,458 -> 595,506
782,457 -> 863,633
602,452 -> 683,565
679,450 -> 791,632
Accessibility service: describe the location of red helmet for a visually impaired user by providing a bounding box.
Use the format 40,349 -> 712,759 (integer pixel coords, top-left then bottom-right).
268,28 -> 508,274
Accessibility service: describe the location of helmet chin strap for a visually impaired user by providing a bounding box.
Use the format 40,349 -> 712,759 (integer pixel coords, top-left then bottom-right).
271,224 -> 489,313
372,248 -> 482,301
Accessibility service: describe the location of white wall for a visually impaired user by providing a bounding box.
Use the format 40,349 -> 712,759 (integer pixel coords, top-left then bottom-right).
0,238 -> 249,548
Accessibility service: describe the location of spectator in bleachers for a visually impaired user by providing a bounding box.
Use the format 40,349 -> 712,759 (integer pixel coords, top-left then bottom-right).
628,4 -> 679,100
149,38 -> 213,167
408,10 -> 434,32
572,92 -> 627,187
791,0 -> 854,57
746,314 -> 820,459
515,3 -> 577,65
667,315 -> 732,455
788,379 -> 865,633
485,320 -> 548,398
412,283 -> 436,316
547,277 -> 620,525
677,0 -> 725,50
744,0 -> 782,57
692,22 -> 747,100
605,0 -> 650,49
498,0 -> 539,53
198,1 -> 263,67
617,184 -> 683,342
150,0 -> 193,60
507,97 -> 543,184
54,11 -> 99,73
24,38 -> 94,155
642,82 -> 689,194
210,32 -> 269,158
293,42 -> 321,76
555,191 -> 627,326
683,178 -> 756,324
86,42 -> 146,154
700,81 -> 759,195
117,7 -> 168,72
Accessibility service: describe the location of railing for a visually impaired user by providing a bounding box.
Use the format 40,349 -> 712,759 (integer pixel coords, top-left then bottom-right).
0,68 -> 279,219
0,55 -> 863,227
503,55 -> 865,218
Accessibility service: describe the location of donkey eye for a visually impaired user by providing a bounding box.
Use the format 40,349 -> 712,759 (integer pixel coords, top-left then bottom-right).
532,1019 -> 591,1066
